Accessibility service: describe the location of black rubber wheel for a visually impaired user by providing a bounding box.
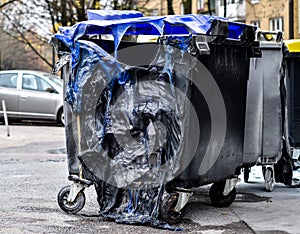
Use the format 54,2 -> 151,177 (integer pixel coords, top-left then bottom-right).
244,167 -> 250,183
160,193 -> 186,224
57,108 -> 64,126
264,167 -> 275,192
57,185 -> 85,214
209,181 -> 236,208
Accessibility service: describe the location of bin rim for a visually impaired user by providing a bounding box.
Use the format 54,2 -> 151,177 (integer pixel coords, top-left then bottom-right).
55,11 -> 256,43
284,39 -> 300,53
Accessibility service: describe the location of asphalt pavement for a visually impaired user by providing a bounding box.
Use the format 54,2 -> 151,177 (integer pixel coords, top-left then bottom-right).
0,123 -> 299,234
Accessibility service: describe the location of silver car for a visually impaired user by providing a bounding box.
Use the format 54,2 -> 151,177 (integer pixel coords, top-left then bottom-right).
0,70 -> 64,125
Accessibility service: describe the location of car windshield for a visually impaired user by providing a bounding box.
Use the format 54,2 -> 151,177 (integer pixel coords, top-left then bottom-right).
42,73 -> 63,88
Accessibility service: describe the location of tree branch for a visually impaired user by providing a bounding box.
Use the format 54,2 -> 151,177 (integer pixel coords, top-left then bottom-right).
0,0 -> 19,9
2,11 -> 52,67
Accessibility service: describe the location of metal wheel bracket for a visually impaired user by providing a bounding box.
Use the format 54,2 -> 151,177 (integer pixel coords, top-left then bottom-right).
67,182 -> 85,203
173,191 -> 193,213
223,177 -> 238,196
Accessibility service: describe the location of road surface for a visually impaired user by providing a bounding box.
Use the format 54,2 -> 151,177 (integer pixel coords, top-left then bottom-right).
0,124 -> 299,233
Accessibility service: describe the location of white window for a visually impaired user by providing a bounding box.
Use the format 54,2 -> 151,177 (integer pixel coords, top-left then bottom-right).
198,0 -> 205,10
22,74 -> 38,90
180,3 -> 184,15
151,9 -> 159,16
251,20 -> 260,28
250,0 -> 260,4
220,0 -> 236,6
270,17 -> 283,31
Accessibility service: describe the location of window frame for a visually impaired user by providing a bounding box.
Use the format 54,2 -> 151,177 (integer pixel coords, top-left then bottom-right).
269,17 -> 284,32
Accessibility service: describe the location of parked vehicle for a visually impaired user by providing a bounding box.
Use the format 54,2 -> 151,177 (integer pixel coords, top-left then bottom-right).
0,70 -> 64,125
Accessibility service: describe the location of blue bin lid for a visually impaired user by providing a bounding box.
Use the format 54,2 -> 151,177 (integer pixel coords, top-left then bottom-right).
55,10 -> 254,48
87,10 -> 144,20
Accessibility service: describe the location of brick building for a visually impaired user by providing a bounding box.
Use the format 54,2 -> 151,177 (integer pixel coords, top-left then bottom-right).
138,0 -> 299,39
246,0 -> 299,39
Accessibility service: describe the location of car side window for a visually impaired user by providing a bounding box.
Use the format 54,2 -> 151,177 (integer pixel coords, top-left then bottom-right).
0,73 -> 18,89
39,78 -> 56,93
22,73 -> 56,93
22,74 -> 38,90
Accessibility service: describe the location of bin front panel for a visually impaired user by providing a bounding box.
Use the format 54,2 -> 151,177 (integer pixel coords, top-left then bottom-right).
287,57 -> 300,147
243,45 -> 283,164
173,43 -> 251,187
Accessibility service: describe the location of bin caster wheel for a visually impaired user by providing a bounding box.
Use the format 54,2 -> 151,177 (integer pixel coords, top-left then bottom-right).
160,193 -> 186,224
264,167 -> 275,192
209,181 -> 236,207
57,185 -> 86,214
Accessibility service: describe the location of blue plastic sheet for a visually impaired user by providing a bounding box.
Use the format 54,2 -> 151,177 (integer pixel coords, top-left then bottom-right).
55,11 -> 251,80
60,38 -> 192,230
55,11 -> 250,67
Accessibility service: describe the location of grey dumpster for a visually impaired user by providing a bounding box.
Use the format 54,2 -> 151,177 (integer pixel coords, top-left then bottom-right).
243,31 -> 284,191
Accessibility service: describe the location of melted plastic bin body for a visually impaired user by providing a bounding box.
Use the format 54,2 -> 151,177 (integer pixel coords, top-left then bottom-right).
53,11 -> 261,227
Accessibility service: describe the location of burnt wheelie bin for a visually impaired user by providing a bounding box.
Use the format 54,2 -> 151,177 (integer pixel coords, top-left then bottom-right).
242,31 -> 284,191
52,10 -> 260,228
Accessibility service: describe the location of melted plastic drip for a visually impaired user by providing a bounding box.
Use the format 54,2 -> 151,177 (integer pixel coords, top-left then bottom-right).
61,29 -> 192,229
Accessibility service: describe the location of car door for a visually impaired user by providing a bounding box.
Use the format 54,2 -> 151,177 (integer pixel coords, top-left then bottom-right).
0,72 -> 19,117
18,73 -> 57,119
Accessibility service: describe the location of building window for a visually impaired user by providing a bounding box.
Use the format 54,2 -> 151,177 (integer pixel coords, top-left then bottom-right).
151,9 -> 159,16
251,20 -> 260,28
270,17 -> 283,31
198,0 -> 205,10
181,2 -> 184,15
210,0 -> 216,9
220,0 -> 238,6
250,0 -> 260,4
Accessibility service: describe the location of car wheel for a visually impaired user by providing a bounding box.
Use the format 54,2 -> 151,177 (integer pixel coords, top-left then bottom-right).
57,108 -> 64,126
